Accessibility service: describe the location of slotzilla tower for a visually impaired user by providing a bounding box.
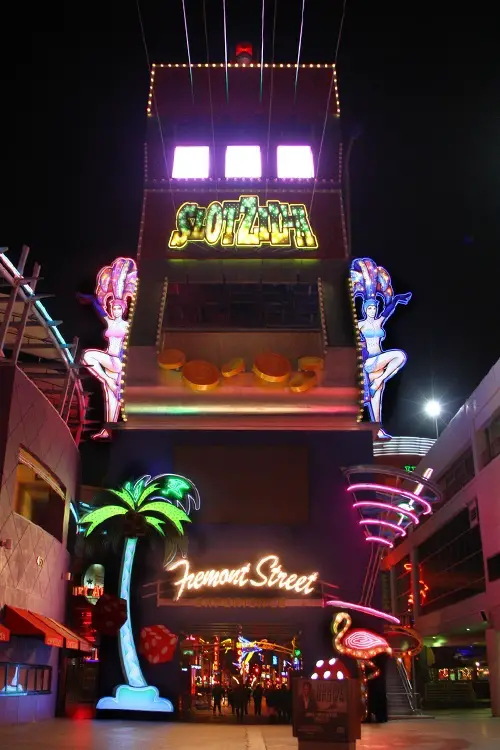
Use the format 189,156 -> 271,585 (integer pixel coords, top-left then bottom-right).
98,46 -> 378,709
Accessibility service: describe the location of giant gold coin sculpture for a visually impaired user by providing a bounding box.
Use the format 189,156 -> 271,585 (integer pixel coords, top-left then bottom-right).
253,352 -> 291,384
221,357 -> 245,378
182,360 -> 220,391
158,348 -> 186,370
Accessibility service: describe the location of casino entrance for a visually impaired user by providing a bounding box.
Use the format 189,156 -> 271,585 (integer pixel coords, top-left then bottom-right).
177,621 -> 302,721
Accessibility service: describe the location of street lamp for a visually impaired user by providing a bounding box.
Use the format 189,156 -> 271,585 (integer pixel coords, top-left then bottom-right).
424,400 -> 441,439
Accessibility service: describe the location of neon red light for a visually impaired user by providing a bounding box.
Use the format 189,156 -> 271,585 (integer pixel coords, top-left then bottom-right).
359,519 -> 406,537
365,536 -> 393,548
343,630 -> 389,651
348,483 -> 432,515
352,501 -> 419,525
325,600 -> 400,624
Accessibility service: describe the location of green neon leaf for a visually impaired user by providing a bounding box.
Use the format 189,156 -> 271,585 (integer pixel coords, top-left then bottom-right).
163,477 -> 190,500
79,505 -> 128,536
133,477 -> 146,502
137,482 -> 162,508
139,501 -> 191,535
108,486 -> 135,510
143,515 -> 165,536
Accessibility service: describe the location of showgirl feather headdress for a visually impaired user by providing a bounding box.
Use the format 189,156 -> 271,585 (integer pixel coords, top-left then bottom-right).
350,258 -> 393,307
95,257 -> 138,313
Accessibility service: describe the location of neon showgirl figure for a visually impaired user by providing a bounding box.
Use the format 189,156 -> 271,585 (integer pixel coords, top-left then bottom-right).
80,257 -> 137,440
350,258 -> 411,441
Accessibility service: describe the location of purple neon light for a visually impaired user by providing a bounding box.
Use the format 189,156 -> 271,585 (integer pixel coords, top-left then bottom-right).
277,145 -> 314,178
172,146 -> 210,178
225,146 -> 262,178
326,600 -> 400,625
366,536 -> 393,549
353,501 -> 420,525
347,483 -> 432,515
359,519 -> 406,537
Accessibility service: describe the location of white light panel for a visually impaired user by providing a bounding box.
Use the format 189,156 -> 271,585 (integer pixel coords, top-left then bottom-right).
277,145 -> 315,178
172,146 -> 210,178
225,146 -> 262,178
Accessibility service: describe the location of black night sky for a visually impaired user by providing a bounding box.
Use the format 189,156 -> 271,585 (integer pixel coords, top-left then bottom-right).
4,1 -> 500,438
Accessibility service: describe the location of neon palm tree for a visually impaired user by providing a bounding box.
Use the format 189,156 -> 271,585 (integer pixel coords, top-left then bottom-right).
79,473 -> 200,712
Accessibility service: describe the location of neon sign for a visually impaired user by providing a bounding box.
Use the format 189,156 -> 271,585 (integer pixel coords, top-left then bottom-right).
167,554 -> 318,601
81,257 -> 138,440
350,257 -> 411,441
168,195 -> 318,250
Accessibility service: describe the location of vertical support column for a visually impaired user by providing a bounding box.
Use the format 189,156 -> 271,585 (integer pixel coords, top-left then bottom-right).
0,246 -> 31,354
11,263 -> 41,364
486,628 -> 500,717
410,548 -> 420,619
390,565 -> 398,617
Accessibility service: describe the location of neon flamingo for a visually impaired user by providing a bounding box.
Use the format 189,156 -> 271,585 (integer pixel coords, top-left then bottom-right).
332,611 -> 392,660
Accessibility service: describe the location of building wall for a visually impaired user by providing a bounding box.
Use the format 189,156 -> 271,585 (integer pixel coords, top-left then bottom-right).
385,359 -> 500,714
0,366 -> 80,723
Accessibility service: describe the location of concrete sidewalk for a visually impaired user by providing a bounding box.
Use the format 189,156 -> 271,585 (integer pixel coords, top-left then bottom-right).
0,712 -> 499,749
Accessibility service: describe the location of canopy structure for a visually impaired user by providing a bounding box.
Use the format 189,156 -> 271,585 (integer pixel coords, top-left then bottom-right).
3,606 -> 92,652
0,248 -> 87,444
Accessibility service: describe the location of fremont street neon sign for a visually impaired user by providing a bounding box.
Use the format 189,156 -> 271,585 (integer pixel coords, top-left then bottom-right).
168,195 -> 318,250
167,554 -> 319,601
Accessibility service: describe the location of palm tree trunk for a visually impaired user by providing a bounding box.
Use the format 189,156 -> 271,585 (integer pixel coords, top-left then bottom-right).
118,537 -> 147,687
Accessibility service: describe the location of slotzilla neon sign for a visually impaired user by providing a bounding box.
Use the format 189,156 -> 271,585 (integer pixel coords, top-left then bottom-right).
168,195 -> 318,249
167,555 -> 319,601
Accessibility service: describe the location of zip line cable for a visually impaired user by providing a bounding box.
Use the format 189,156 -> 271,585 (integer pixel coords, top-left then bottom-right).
294,0 -> 306,102
135,0 -> 176,216
309,0 -> 348,217
260,0 -> 265,102
203,0 -> 219,199
265,0 -> 278,201
135,0 -> 207,252
181,0 -> 195,102
222,0 -> 229,101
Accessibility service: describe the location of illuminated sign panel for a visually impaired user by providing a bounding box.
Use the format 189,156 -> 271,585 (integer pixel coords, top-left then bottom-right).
168,195 -> 318,250
168,554 -> 319,601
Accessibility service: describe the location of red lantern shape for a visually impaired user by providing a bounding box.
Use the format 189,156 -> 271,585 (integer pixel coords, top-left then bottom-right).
139,625 -> 178,664
91,593 -> 127,636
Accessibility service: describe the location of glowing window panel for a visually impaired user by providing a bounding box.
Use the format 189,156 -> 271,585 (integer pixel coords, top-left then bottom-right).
225,146 -> 261,178
172,146 -> 210,178
277,146 -> 314,178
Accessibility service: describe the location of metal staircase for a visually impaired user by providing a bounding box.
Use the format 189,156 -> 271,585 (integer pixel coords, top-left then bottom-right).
386,659 -> 423,718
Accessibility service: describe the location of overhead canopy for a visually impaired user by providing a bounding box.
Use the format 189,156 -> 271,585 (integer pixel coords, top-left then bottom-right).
0,622 -> 10,642
3,606 -> 91,652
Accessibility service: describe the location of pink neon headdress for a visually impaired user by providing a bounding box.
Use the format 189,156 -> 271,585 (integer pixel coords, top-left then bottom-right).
95,257 -> 138,314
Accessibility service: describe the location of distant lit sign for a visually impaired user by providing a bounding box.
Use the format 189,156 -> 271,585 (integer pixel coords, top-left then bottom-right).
73,585 -> 104,599
168,195 -> 318,250
404,465 -> 416,473
167,554 -> 319,601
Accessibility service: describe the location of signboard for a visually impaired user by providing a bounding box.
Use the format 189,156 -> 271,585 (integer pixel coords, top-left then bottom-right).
292,678 -> 360,744
168,195 -> 318,250
167,554 -> 318,601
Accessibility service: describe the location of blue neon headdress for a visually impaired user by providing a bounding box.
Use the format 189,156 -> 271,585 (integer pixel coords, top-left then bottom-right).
350,258 -> 394,308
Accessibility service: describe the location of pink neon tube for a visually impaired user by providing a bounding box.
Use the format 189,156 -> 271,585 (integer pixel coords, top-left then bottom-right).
359,519 -> 406,537
365,536 -> 393,548
348,483 -> 432,515
352,501 -> 420,525
326,600 -> 400,624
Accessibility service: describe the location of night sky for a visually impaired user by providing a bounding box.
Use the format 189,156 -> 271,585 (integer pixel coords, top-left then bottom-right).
4,1 -> 499,438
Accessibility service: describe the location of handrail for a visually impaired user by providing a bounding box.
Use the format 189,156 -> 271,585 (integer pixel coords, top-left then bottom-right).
395,659 -> 420,713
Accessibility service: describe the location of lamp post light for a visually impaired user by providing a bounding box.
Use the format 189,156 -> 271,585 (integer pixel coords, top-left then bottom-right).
424,400 -> 442,439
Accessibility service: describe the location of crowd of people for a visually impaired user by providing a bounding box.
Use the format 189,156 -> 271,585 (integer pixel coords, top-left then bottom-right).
211,682 -> 292,721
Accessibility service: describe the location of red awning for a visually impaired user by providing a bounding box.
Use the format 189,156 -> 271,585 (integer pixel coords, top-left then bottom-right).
0,622 -> 10,643
3,607 -> 91,652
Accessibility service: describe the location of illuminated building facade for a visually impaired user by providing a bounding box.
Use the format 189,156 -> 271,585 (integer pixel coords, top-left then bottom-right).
384,358 -> 500,715
79,50 -> 416,716
0,249 -> 90,724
